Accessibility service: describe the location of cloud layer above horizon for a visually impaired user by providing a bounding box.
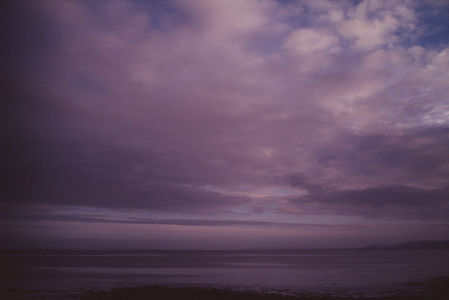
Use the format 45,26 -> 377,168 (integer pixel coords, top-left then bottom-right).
2,0 -> 449,249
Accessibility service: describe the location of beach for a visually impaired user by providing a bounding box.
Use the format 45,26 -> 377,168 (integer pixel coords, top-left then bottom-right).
80,279 -> 449,300
5,278 -> 449,300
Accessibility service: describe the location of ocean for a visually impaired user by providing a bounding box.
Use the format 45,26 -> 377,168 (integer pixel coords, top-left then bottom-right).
2,248 -> 449,299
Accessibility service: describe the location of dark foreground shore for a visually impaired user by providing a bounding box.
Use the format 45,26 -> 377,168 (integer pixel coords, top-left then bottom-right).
80,278 -> 449,300
3,277 -> 449,300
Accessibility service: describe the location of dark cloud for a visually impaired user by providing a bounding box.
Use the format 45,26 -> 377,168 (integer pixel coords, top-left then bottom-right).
285,172 -> 325,194
288,184 -> 449,221
315,127 -> 449,188
0,211 -> 370,229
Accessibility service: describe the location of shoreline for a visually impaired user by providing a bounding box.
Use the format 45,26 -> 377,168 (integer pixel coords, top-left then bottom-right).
3,277 -> 449,300
78,277 -> 449,300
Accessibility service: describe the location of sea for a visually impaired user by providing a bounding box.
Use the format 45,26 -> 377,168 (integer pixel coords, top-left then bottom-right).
1,248 -> 449,299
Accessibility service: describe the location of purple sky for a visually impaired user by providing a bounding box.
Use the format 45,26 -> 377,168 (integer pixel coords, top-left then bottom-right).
2,0 -> 449,249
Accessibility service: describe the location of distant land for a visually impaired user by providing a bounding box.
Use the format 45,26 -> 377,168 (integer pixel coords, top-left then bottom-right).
364,240 -> 449,249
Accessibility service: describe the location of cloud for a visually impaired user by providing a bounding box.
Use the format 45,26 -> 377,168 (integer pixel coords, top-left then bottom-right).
0,210 -> 372,229
336,0 -> 415,51
286,184 -> 449,221
2,0 -> 449,243
313,127 -> 449,189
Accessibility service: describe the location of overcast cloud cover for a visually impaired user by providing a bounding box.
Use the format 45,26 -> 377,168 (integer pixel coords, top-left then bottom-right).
2,0 -> 449,249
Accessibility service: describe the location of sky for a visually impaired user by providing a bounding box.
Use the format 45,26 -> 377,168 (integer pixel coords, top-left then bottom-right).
2,0 -> 449,250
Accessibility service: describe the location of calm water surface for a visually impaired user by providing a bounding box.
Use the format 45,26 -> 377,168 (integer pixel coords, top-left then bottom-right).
2,249 -> 449,298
